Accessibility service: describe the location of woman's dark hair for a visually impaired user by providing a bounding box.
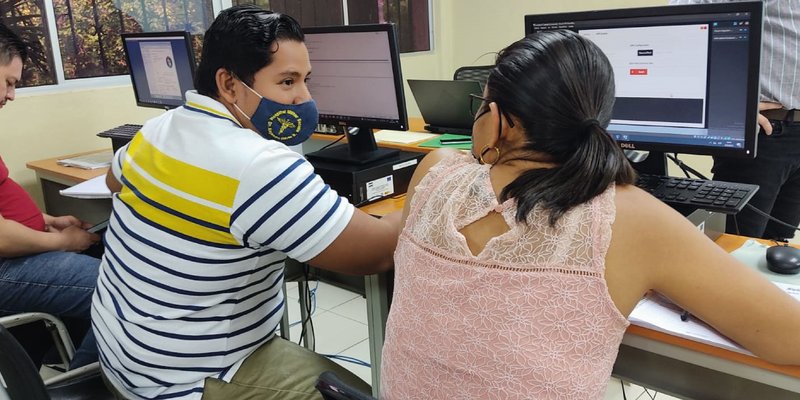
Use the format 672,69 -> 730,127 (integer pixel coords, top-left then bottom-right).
487,30 -> 636,225
0,22 -> 28,65
195,5 -> 304,98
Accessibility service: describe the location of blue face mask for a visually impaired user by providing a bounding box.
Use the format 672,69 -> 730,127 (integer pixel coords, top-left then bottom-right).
234,81 -> 319,146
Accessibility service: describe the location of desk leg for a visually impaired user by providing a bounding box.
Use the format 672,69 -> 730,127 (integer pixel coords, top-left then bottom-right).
365,273 -> 390,397
279,279 -> 290,341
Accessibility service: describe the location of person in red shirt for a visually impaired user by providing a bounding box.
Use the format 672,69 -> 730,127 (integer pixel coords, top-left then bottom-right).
0,22 -> 100,369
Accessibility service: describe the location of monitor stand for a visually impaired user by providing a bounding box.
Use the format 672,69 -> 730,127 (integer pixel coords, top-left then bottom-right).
306,126 -> 399,165
625,150 -> 667,176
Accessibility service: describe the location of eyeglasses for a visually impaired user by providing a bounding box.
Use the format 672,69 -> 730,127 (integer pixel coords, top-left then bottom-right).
469,93 -> 490,120
468,93 -> 515,128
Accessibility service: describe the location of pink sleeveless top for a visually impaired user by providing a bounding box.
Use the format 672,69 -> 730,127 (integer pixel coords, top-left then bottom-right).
380,152 -> 629,400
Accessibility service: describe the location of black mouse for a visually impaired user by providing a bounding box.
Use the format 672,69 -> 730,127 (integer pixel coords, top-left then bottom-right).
765,245 -> 800,275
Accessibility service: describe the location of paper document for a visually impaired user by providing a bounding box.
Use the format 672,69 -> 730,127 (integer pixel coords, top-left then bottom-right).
629,239 -> 800,355
57,151 -> 113,170
374,130 -> 438,144
59,174 -> 112,199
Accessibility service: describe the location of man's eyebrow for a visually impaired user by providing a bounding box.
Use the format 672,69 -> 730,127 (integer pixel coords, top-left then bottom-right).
279,70 -> 311,78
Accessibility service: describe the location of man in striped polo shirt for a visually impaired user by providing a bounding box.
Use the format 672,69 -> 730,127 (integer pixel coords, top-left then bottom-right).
673,0 -> 800,240
92,6 -> 400,399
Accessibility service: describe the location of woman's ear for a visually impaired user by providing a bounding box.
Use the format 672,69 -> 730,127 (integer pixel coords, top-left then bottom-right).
216,68 -> 237,105
487,102 -> 503,147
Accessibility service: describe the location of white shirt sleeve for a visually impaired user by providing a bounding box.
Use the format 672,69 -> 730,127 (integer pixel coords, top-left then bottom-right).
229,145 -> 354,262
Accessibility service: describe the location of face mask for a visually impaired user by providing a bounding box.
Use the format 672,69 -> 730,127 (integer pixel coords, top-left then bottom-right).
233,80 -> 319,145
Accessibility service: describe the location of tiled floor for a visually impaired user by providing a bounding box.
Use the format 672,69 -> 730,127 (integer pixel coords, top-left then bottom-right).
283,280 -> 682,400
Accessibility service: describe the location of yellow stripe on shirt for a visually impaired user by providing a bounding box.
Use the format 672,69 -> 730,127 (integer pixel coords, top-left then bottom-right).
126,134 -> 239,208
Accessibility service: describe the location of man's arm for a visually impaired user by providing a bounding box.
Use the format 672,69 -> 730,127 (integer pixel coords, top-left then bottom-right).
105,168 -> 122,193
307,209 -> 402,275
0,214 -> 99,257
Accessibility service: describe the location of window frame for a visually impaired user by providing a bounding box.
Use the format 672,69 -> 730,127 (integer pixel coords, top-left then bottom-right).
16,0 -> 433,95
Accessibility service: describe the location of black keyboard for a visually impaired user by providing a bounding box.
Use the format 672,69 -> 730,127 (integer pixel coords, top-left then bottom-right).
635,173 -> 759,214
97,124 -> 142,139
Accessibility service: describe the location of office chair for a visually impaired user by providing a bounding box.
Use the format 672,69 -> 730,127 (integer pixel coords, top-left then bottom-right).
0,317 -> 114,400
315,371 -> 377,400
453,65 -> 493,89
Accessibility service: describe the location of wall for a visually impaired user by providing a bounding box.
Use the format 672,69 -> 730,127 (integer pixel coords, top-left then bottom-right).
0,86 -> 163,205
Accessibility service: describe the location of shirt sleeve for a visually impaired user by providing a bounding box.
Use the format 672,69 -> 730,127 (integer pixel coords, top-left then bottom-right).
111,143 -> 130,182
229,145 -> 355,262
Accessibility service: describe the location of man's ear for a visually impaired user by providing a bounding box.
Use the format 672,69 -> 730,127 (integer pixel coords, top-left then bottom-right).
216,68 -> 237,105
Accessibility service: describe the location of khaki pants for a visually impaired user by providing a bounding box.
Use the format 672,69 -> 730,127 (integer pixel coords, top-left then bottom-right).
102,337 -> 371,400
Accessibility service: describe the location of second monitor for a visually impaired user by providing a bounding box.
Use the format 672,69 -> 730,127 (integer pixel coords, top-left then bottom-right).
304,23 -> 409,165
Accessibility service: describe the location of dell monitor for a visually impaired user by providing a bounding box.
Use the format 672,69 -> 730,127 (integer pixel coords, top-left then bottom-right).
121,31 -> 196,110
525,2 -> 762,174
303,24 -> 409,165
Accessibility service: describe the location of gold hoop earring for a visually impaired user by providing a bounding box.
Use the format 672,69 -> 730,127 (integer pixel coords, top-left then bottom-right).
479,145 -> 501,165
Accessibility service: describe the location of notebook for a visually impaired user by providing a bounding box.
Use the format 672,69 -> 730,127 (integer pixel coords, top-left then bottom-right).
407,79 -> 482,136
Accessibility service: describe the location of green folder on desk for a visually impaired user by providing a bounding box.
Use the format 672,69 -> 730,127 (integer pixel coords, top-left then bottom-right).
418,133 -> 472,150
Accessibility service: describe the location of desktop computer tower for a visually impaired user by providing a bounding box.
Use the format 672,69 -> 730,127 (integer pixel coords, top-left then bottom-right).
309,150 -> 426,207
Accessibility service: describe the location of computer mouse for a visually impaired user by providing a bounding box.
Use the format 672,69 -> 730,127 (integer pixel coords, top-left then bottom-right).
765,245 -> 800,275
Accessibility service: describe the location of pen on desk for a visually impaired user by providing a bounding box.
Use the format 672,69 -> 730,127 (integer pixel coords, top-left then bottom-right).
439,138 -> 472,145
680,310 -> 691,322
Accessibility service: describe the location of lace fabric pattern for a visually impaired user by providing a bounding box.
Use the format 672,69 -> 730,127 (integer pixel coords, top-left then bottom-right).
380,152 -> 629,400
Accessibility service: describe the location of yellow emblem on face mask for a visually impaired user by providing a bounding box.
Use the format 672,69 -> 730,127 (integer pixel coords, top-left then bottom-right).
267,109 -> 303,140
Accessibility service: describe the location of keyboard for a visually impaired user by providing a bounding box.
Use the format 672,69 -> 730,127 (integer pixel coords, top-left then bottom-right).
635,173 -> 759,214
96,124 -> 142,139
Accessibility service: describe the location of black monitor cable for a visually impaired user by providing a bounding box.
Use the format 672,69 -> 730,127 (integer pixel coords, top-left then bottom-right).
317,134 -> 345,152
667,154 -> 800,235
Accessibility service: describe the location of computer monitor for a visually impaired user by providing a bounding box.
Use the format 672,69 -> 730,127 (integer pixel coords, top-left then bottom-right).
525,2 -> 762,174
304,24 -> 409,165
121,31 -> 196,110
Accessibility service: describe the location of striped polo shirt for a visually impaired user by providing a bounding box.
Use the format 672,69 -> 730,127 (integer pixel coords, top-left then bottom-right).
91,91 -> 354,399
671,0 -> 800,109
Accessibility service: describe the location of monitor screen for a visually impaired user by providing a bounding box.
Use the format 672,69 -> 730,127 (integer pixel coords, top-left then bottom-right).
121,31 -> 196,110
525,2 -> 762,159
304,24 -> 408,165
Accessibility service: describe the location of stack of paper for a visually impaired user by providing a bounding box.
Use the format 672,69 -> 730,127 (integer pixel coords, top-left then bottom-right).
374,130 -> 438,144
59,174 -> 112,199
57,151 -> 113,170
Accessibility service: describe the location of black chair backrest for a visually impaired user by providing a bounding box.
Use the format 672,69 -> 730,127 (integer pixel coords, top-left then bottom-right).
0,323 -> 51,400
453,65 -> 493,89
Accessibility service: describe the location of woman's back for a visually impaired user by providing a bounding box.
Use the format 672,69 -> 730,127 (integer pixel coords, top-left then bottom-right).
380,152 -> 629,400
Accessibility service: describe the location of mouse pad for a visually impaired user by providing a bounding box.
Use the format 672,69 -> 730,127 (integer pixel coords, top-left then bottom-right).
729,239 -> 800,285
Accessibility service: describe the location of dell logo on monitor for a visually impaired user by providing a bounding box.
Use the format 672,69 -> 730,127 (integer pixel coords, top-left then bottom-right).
620,143 -> 636,150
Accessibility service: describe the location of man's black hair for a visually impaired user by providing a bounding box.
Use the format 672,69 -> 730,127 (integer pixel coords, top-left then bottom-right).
195,5 -> 304,98
0,22 -> 28,65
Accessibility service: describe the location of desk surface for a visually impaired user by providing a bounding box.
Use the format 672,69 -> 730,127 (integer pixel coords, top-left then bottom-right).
26,149 -> 110,185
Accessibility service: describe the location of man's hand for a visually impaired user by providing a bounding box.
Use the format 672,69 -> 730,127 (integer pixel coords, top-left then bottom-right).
758,101 -> 784,135
56,225 -> 100,252
44,214 -> 91,231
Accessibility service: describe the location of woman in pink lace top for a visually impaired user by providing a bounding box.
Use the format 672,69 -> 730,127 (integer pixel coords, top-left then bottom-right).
380,31 -> 800,400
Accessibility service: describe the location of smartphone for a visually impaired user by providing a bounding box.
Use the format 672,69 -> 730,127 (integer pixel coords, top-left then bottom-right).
88,220 -> 109,234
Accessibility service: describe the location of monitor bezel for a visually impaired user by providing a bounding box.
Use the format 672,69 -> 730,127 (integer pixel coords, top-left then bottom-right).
121,30 -> 197,110
524,1 -> 763,159
302,23 -> 409,132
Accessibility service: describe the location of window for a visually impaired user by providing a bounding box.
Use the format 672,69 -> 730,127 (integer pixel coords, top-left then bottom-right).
234,0 -> 431,53
1,0 -> 57,86
53,0 -> 212,79
1,0 -> 213,88
0,0 -> 429,90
